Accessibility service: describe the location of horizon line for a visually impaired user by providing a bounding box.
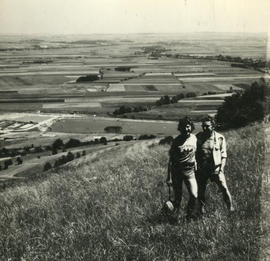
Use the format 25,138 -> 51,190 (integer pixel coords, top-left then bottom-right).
0,31 -> 267,36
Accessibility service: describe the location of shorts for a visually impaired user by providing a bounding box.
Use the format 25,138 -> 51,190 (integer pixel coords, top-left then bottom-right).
172,166 -> 196,180
197,166 -> 227,186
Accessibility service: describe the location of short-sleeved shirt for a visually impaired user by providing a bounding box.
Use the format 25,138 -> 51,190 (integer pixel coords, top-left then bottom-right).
169,134 -> 197,170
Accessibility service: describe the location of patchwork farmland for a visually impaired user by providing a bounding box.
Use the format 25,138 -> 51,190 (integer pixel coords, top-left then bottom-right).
0,33 -> 268,183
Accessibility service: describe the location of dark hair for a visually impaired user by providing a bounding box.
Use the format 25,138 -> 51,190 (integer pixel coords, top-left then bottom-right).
202,115 -> 215,127
178,116 -> 195,132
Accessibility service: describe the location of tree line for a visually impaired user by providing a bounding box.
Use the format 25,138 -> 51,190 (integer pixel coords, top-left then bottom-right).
113,92 -> 197,116
155,92 -> 196,106
216,78 -> 270,129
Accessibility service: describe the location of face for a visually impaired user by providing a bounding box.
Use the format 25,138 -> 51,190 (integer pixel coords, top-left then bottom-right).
179,123 -> 192,136
202,121 -> 214,134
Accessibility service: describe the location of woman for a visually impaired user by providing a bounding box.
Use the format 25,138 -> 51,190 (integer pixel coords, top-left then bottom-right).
167,117 -> 200,219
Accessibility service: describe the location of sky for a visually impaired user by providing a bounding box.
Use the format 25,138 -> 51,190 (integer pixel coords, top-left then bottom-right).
0,0 -> 269,35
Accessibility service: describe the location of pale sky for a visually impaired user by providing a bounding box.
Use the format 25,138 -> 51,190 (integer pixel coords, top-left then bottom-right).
0,0 -> 269,34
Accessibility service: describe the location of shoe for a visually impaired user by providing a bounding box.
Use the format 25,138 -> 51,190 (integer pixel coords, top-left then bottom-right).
200,205 -> 206,214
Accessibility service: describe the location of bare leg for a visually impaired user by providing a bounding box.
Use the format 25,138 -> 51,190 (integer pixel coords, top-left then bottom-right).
215,172 -> 233,211
172,172 -> 183,212
184,177 -> 200,218
197,173 -> 208,206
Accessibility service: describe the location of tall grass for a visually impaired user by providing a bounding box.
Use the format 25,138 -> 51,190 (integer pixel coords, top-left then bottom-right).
0,123 -> 267,260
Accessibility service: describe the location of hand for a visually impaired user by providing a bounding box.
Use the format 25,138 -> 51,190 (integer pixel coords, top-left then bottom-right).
166,178 -> 173,186
219,168 -> 224,174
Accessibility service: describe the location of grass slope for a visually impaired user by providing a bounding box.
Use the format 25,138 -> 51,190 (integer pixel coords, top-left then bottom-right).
0,124 -> 267,260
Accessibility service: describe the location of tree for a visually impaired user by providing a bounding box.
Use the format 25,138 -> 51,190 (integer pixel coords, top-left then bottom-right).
59,155 -> 67,165
52,148 -> 58,155
65,138 -> 81,148
100,137 -> 107,145
1,148 -> 8,157
123,135 -> 133,141
43,162 -> 52,171
52,138 -> 64,150
155,95 -> 171,106
159,136 -> 174,145
138,134 -> 156,140
34,146 -> 43,153
4,159 -> 12,170
54,159 -> 61,168
66,152 -> 75,162
186,92 -> 197,98
16,157 -> 23,165
216,79 -> 270,129
171,93 -> 185,103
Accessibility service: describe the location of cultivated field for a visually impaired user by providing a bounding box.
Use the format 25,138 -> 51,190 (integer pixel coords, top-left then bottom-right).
0,33 -> 267,118
0,33 -> 268,160
51,116 -> 178,135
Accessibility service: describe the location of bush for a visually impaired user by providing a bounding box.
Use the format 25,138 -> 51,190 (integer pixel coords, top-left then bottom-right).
52,148 -> 58,155
99,137 -> 107,145
43,162 -> 52,171
66,152 -> 75,162
45,145 -> 52,151
159,136 -> 174,145
138,134 -> 156,140
123,135 -> 133,141
52,138 -> 64,150
16,157 -> 23,165
59,155 -> 67,165
4,159 -> 12,169
113,105 -> 132,115
65,138 -> 81,148
34,146 -> 43,153
0,148 -> 8,157
156,95 -> 171,106
54,160 -> 60,168
186,92 -> 197,98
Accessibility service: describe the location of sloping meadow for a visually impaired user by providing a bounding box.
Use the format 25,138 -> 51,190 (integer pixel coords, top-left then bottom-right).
0,123 -> 267,260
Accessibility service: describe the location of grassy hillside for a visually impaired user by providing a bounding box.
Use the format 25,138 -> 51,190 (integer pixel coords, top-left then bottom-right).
0,123 -> 268,260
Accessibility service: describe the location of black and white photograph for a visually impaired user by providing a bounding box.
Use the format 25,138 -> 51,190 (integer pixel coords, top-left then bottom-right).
0,0 -> 269,260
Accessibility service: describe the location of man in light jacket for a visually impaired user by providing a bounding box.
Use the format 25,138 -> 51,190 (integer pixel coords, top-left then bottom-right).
196,116 -> 234,213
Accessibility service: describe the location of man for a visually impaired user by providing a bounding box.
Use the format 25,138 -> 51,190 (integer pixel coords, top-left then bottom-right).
167,117 -> 200,219
196,116 -> 234,213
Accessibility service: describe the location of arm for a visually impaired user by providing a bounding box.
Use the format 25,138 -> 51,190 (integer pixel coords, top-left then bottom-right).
220,157 -> 226,173
219,136 -> 227,173
166,158 -> 173,186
